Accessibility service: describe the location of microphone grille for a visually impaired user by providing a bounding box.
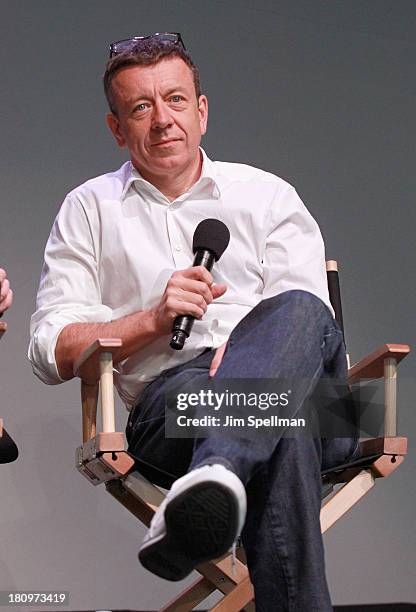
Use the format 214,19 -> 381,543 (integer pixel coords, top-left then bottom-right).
192,219 -> 230,261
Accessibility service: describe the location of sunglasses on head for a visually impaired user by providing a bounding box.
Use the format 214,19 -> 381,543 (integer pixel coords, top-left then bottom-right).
109,32 -> 186,58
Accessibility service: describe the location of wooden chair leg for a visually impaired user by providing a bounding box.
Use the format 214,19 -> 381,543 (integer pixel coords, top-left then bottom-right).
209,576 -> 255,612
320,469 -> 375,533
199,553 -> 249,587
160,576 -> 215,612
198,555 -> 255,612
160,547 -> 256,611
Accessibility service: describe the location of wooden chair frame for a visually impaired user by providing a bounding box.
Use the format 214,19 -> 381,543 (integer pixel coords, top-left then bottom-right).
74,266 -> 410,612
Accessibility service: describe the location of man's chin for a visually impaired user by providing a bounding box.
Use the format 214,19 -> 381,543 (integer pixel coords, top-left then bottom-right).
152,150 -> 182,161
150,149 -> 197,171
132,147 -> 200,176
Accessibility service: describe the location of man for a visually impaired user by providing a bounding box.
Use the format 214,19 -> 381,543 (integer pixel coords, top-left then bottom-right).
29,34 -> 359,611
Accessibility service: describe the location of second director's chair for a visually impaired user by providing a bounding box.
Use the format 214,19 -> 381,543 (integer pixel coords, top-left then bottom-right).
75,261 -> 409,612
0,321 -> 19,465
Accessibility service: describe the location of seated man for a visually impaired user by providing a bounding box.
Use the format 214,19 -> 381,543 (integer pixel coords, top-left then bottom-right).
29,34 -> 359,611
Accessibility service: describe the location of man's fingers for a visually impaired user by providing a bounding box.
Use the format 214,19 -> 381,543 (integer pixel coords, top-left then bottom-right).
169,269 -> 227,303
165,295 -> 206,320
171,278 -> 214,305
176,290 -> 209,314
159,270 -> 227,334
0,269 -> 6,283
175,265 -> 213,285
209,342 -> 227,378
211,283 -> 227,299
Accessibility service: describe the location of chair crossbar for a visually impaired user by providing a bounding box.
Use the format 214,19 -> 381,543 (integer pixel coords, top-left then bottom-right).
321,469 -> 375,533
160,576 -> 216,612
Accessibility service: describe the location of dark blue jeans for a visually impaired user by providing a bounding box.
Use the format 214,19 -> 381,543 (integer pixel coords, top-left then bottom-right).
126,290 -> 360,611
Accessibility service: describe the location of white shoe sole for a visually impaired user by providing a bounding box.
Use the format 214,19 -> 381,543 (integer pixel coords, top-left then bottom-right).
139,478 -> 243,581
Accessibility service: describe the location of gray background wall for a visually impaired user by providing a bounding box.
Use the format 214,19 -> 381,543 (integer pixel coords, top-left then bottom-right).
1,0 -> 415,609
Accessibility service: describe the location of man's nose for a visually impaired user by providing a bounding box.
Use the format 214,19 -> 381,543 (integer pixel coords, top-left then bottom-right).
151,101 -> 173,130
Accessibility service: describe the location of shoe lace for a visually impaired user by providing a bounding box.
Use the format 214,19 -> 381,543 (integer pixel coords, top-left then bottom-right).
231,539 -> 237,576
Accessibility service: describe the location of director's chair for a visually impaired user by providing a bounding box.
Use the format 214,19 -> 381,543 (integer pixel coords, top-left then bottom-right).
75,261 -> 409,611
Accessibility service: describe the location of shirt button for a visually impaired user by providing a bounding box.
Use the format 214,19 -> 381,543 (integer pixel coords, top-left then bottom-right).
175,244 -> 182,252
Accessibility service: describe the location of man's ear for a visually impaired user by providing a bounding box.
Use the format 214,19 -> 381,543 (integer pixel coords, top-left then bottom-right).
198,95 -> 208,136
106,113 -> 126,148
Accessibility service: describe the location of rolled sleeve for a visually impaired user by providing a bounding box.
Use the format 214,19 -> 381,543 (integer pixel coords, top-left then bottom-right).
28,195 -> 113,384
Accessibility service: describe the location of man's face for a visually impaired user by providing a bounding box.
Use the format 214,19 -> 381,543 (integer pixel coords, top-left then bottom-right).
107,57 -> 208,179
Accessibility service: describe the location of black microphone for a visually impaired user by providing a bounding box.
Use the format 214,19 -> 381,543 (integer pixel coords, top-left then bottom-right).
0,424 -> 19,464
170,219 -> 230,350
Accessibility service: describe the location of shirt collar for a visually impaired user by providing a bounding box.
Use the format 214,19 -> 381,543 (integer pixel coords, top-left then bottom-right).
120,147 -> 221,201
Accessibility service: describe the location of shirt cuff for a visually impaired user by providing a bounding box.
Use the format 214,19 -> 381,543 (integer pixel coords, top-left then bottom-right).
28,305 -> 113,385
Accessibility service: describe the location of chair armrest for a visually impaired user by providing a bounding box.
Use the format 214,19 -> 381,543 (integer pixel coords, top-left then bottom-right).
359,436 -> 407,457
348,343 -> 410,384
73,337 -> 135,484
74,338 -> 134,485
73,337 -> 122,381
73,338 -> 122,444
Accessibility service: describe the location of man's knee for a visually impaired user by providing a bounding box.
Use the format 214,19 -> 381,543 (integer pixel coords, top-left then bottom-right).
267,289 -> 325,308
263,290 -> 332,324
228,289 -> 335,351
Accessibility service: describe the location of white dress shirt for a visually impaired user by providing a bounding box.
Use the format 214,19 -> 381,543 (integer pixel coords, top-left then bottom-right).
29,149 -> 332,407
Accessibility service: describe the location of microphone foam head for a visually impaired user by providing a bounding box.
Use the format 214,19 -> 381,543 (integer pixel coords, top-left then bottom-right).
192,219 -> 230,261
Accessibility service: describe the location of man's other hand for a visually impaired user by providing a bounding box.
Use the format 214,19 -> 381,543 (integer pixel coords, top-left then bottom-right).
151,266 -> 227,334
209,342 -> 227,377
0,269 -> 13,315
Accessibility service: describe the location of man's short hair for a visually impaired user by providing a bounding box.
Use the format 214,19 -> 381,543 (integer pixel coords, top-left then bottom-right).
103,39 -> 202,115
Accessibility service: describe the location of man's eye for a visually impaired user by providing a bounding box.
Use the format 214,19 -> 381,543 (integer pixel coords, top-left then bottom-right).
134,103 -> 147,112
171,95 -> 183,103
